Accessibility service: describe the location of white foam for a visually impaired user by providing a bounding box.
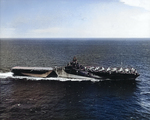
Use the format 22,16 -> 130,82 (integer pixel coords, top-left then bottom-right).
140,92 -> 150,95
138,100 -> 150,112
0,72 -> 13,78
0,72 -> 101,82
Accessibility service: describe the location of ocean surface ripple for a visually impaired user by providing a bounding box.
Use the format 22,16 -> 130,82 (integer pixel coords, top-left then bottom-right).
0,38 -> 150,120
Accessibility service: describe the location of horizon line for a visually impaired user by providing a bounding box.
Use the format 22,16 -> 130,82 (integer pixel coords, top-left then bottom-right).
1,37 -> 150,39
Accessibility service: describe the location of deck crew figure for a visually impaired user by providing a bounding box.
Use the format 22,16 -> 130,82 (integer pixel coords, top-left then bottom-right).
73,56 -> 77,63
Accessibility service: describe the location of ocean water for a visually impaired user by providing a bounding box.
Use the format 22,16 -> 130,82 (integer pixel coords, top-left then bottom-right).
0,38 -> 150,120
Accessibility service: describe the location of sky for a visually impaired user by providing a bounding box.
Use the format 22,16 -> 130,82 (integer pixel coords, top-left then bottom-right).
0,0 -> 150,38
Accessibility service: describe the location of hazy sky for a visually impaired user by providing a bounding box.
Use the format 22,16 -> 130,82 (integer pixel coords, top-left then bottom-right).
0,0 -> 150,38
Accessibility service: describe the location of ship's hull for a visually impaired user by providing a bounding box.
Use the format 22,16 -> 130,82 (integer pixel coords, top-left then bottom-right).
11,67 -> 98,80
90,71 -> 139,80
11,67 -> 57,77
11,66 -> 139,80
65,66 -> 139,80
